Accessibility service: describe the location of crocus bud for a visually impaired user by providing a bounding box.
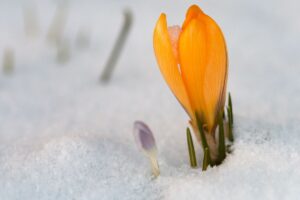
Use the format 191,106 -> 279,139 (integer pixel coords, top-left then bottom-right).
133,121 -> 159,177
153,4 -> 229,165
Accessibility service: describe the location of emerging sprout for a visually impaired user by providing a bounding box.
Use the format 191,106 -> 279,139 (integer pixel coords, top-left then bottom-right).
186,127 -> 197,168
133,121 -> 159,177
47,2 -> 69,45
100,9 -> 133,82
56,39 -> 70,64
3,48 -> 15,75
23,1 -> 39,38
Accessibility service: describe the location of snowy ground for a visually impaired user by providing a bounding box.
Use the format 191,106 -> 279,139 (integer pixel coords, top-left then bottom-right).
1,0 -> 300,199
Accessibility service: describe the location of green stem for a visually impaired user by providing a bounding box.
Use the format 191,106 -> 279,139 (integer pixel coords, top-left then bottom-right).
202,148 -> 209,171
186,127 -> 197,168
228,93 -> 234,124
227,107 -> 234,142
100,9 -> 133,82
195,112 -> 211,170
218,114 -> 226,164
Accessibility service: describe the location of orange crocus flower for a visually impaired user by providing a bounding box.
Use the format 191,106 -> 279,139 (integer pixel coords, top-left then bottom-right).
153,5 -> 228,160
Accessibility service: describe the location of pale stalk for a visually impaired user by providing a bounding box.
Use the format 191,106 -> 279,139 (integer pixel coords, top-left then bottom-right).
192,126 -> 218,163
149,155 -> 160,177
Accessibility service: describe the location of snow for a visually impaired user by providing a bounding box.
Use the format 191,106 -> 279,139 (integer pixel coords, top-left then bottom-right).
1,0 -> 300,199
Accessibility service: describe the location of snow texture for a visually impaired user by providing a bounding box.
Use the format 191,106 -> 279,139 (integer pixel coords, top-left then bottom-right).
1,0 -> 300,199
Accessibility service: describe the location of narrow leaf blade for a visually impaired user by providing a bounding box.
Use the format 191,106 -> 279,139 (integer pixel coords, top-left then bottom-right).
227,107 -> 234,142
218,114 -> 226,163
186,127 -> 197,168
202,147 -> 209,171
228,93 -> 233,124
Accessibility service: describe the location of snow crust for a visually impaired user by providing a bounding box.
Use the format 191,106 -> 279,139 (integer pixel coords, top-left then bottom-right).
0,0 -> 300,199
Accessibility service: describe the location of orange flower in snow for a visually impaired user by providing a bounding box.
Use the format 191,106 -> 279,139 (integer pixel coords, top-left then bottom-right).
153,5 -> 228,161
153,5 -> 227,133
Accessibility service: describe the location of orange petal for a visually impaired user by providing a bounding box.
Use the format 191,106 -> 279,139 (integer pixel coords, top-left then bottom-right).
182,5 -> 204,30
153,14 -> 192,117
200,14 -> 227,132
179,15 -> 227,132
179,18 -> 207,123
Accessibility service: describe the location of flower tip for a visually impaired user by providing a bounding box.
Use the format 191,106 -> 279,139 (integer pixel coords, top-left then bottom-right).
187,4 -> 203,15
160,13 -> 166,18
182,4 -> 204,29
154,13 -> 167,31
133,121 -> 157,153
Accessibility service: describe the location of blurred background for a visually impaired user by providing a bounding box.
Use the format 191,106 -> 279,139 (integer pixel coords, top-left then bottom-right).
0,0 -> 300,199
1,0 -> 299,141
1,0 -> 300,165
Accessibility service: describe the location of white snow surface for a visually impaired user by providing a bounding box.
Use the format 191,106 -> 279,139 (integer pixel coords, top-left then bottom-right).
1,0 -> 300,199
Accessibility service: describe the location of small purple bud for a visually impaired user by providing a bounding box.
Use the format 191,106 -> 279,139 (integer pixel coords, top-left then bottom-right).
133,121 -> 160,177
133,121 -> 157,152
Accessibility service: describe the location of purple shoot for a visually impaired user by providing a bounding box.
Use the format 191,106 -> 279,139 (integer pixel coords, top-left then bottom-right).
134,121 -> 157,152
133,121 -> 159,177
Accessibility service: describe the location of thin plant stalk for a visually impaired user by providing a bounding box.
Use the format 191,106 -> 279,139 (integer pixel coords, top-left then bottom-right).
202,148 -> 209,171
228,93 -> 233,124
186,127 -> 197,168
47,2 -> 69,45
227,107 -> 234,142
3,48 -> 14,75
23,2 -> 39,38
218,113 -> 226,163
100,9 -> 133,82
195,113 -> 211,170
149,156 -> 160,177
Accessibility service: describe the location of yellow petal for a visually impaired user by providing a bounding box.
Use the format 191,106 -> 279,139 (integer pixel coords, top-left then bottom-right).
178,18 -> 207,124
153,14 -> 192,117
179,14 -> 227,132
200,14 -> 227,132
182,5 -> 204,30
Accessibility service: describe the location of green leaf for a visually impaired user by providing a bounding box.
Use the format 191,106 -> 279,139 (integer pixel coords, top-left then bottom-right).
227,107 -> 234,142
218,114 -> 226,163
228,93 -> 234,125
202,147 -> 210,171
195,112 -> 212,168
186,127 -> 197,168
100,9 -> 133,82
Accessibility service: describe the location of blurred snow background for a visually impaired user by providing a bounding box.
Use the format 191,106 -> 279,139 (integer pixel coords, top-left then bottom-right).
0,0 -> 300,199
